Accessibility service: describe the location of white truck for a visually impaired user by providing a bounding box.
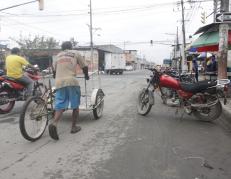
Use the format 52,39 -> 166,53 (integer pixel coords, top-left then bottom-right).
105,53 -> 126,75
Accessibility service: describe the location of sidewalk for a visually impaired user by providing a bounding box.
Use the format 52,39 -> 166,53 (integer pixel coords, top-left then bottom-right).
197,74 -> 231,128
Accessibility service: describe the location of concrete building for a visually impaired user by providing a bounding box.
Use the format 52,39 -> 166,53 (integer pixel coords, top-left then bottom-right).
123,50 -> 137,70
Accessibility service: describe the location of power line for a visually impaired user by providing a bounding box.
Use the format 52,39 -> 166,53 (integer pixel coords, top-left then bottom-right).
1,16 -> 67,40
0,0 -> 37,12
1,3 -> 175,17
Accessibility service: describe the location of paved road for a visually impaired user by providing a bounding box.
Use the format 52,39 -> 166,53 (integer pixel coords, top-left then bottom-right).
0,70 -> 231,179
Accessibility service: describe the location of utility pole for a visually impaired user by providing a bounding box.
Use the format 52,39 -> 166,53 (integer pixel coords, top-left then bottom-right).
214,0 -> 218,22
180,0 -> 187,72
218,0 -> 229,79
89,0 -> 101,88
89,0 -> 93,67
176,26 -> 180,70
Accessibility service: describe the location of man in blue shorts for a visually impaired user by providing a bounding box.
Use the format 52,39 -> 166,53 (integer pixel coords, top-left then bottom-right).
49,41 -> 89,140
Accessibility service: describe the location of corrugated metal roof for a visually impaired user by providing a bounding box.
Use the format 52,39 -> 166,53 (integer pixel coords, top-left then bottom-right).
76,45 -> 124,54
194,23 -> 219,35
95,45 -> 123,53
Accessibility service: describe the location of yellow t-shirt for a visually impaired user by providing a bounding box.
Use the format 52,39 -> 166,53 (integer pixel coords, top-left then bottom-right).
5,55 -> 29,79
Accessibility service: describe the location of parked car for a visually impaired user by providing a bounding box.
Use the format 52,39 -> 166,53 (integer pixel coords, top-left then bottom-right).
125,65 -> 133,71
0,69 -> 5,76
42,67 -> 53,75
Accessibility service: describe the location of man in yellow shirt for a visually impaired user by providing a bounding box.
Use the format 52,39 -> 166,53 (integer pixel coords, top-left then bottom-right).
5,47 -> 37,96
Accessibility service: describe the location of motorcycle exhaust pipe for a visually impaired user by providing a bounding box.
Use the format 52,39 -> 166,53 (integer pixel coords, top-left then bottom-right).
191,99 -> 219,108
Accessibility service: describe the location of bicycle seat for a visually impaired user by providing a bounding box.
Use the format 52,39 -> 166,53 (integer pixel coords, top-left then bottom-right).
180,80 -> 217,93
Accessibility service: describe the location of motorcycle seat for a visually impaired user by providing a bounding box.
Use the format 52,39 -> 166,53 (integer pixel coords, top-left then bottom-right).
3,76 -> 26,86
180,80 -> 217,93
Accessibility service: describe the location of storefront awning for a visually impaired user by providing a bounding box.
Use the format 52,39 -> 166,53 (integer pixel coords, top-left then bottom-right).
191,31 -> 219,48
188,30 -> 231,52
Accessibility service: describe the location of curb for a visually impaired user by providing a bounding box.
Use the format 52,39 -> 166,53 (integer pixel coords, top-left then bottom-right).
219,104 -> 231,130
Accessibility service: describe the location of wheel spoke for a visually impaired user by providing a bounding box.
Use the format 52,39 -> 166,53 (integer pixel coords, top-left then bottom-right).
20,97 -> 48,141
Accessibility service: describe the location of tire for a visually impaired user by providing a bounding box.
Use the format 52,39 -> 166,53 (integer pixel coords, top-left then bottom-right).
19,96 -> 48,141
137,88 -> 153,116
93,89 -> 104,119
193,101 -> 222,122
0,89 -> 15,114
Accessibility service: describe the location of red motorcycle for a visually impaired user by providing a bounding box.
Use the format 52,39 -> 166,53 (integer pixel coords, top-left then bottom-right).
137,68 -> 230,121
0,67 -> 44,114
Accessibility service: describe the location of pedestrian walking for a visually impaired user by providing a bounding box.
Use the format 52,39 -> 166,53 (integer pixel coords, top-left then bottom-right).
49,41 -> 89,140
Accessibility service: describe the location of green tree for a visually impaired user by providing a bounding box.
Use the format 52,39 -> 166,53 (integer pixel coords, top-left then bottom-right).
69,37 -> 78,48
13,35 -> 60,50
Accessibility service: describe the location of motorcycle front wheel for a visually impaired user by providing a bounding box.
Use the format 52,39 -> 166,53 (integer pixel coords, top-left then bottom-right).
193,101 -> 222,122
0,89 -> 15,114
137,88 -> 153,116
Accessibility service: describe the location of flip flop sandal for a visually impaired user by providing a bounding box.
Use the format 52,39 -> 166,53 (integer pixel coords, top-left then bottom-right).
70,126 -> 81,134
49,124 -> 59,140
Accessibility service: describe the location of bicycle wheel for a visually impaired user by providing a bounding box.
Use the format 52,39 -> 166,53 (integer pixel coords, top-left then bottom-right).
93,89 -> 104,119
19,96 -> 49,142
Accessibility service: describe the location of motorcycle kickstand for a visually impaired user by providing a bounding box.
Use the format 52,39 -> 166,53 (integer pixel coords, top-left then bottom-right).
175,108 -> 184,121
175,108 -> 179,115
179,110 -> 185,121
175,104 -> 184,121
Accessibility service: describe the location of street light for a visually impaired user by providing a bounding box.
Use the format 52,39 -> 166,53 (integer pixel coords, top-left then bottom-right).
38,0 -> 44,10
0,0 -> 44,12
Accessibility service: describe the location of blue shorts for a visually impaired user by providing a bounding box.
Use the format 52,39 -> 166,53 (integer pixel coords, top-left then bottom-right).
55,86 -> 81,110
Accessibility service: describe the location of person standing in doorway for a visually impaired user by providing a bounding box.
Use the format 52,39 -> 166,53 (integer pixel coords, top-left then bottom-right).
49,41 -> 89,140
192,55 -> 199,82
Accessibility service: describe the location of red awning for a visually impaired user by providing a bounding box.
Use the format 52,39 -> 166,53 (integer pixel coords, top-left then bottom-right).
196,45 -> 218,52
190,30 -> 231,52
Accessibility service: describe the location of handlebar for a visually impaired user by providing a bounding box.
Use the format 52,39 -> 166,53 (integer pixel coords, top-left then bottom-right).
145,67 -> 158,73
216,79 -> 230,86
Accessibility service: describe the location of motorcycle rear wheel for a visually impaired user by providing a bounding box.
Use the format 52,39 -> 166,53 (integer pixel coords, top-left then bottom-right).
0,89 -> 15,114
193,101 -> 222,122
137,88 -> 152,116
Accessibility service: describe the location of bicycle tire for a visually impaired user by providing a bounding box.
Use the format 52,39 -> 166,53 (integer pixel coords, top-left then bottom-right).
93,89 -> 104,119
19,96 -> 48,142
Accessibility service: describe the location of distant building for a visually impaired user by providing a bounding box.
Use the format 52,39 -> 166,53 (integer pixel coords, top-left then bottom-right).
9,44 -> 150,72
0,45 -> 10,70
163,59 -> 172,67
123,50 -> 137,70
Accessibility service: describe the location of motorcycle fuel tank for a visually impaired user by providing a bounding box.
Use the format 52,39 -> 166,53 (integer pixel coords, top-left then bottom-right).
159,75 -> 181,90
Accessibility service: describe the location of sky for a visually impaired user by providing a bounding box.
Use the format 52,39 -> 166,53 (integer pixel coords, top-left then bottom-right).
0,0 -> 213,64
